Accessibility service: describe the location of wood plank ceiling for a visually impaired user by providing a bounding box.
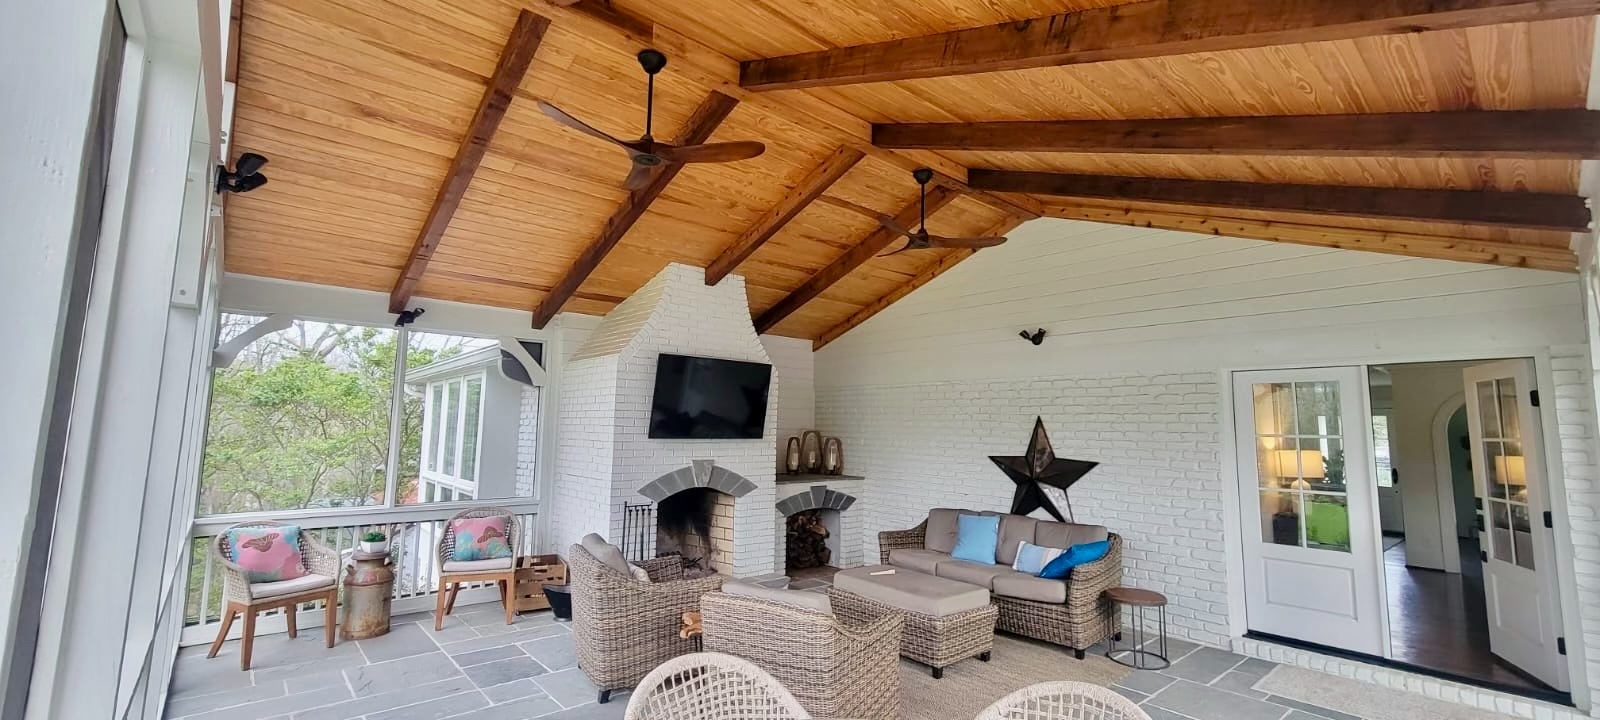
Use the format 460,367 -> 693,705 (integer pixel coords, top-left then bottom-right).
223,0 -> 1598,347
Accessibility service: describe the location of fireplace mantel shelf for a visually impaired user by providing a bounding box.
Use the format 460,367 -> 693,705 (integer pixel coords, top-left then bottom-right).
777,473 -> 864,484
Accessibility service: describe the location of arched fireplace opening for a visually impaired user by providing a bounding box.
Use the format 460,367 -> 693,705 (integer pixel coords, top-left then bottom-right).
656,487 -> 733,578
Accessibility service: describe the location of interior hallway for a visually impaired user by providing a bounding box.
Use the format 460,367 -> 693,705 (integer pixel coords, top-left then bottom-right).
1385,538 -> 1555,695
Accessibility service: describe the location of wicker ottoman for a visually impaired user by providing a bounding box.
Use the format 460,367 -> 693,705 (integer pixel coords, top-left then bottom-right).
833,565 -> 998,678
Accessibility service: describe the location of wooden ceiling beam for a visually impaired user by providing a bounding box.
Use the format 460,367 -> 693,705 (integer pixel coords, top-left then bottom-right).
755,185 -> 960,333
739,0 -> 1600,91
529,90 -> 742,329
814,213 -> 1029,349
532,0 -> 1039,221
874,110 -> 1600,158
706,145 -> 866,285
388,10 -> 550,314
1038,201 -> 1579,272
969,170 -> 1593,233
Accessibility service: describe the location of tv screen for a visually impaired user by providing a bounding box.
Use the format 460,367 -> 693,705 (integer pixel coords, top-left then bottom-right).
648,354 -> 772,439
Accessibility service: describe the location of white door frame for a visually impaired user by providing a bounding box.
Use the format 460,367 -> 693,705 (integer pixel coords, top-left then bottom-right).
1217,346 -> 1588,710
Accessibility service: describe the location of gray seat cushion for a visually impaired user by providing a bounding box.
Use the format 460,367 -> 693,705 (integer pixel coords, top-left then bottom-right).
579,533 -> 634,577
996,515 -> 1038,566
991,569 -> 1068,604
887,548 -> 947,574
722,580 -> 832,613
934,558 -> 1011,589
834,565 -> 991,617
1033,521 -> 1109,550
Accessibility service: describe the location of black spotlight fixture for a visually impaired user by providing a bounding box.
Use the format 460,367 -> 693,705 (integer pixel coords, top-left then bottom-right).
1019,328 -> 1046,345
394,307 -> 426,328
215,152 -> 269,194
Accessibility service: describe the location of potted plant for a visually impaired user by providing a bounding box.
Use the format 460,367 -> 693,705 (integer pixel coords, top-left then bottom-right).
359,530 -> 389,554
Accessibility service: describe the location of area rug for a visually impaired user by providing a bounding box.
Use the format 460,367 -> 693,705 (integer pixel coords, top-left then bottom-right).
900,634 -> 1130,720
1254,665 -> 1507,720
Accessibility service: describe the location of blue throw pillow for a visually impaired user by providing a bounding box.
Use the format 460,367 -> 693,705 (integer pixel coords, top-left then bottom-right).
1012,541 -> 1066,575
1038,539 -> 1111,579
950,514 -> 1001,564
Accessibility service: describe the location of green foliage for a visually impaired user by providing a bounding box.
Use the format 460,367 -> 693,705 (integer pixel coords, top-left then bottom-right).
198,320 -> 452,516
362,530 -> 387,542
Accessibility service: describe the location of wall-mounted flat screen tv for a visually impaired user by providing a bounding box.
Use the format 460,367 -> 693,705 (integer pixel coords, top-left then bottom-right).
648,353 -> 772,439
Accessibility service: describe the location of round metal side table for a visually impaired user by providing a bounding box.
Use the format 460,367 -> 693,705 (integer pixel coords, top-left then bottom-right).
1103,586 -> 1169,669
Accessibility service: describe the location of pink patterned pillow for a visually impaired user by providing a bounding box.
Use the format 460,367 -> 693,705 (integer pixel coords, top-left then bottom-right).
225,525 -> 309,583
450,516 -> 512,561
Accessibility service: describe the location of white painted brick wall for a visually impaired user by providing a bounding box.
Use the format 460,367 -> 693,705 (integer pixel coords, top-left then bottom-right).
515,386 -> 539,499
552,264 -> 781,576
818,371 -> 1231,645
1552,344 -> 1600,714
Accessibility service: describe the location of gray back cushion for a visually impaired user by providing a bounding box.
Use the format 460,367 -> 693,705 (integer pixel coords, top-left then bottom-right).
925,508 -> 964,554
722,580 -> 832,614
996,515 -> 1039,565
1033,521 -> 1109,549
579,533 -> 634,577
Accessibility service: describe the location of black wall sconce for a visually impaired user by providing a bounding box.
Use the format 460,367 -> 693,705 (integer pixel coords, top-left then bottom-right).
1019,328 -> 1046,345
216,152 -> 269,194
395,307 -> 426,327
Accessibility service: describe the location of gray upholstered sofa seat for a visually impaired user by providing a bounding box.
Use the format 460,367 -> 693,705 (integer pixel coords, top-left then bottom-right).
878,508 -> 1123,658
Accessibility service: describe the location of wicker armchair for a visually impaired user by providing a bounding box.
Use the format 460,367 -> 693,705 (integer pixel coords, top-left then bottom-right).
624,652 -> 812,720
206,522 -> 341,670
974,681 -> 1152,720
700,589 -> 903,720
880,521 -> 1124,659
434,507 -> 521,630
569,542 -> 722,703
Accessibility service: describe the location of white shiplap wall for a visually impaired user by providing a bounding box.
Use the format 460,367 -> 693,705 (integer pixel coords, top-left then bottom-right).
815,218 -> 1590,651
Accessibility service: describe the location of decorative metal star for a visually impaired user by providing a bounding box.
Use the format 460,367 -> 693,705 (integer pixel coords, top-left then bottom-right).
989,417 -> 1099,522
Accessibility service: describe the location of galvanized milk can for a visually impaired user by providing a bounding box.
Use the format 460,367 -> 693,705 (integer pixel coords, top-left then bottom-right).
340,550 -> 395,640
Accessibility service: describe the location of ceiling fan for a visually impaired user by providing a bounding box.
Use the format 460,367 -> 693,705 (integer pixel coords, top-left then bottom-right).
879,168 -> 1009,256
537,49 -> 766,190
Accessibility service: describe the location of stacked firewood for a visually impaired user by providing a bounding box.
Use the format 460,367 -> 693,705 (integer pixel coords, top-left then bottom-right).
785,510 -> 831,570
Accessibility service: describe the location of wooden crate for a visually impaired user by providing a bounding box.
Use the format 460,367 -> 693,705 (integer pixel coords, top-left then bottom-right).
513,554 -> 567,612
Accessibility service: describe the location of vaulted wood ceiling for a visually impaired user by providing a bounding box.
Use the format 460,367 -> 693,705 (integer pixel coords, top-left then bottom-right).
223,0 -> 1598,347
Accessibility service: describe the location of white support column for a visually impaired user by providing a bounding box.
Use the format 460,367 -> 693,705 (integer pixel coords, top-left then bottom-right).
0,0 -> 122,714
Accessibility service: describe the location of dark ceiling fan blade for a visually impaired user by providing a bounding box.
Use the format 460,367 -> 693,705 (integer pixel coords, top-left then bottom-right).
876,241 -> 916,258
537,101 -> 631,148
926,235 -> 1009,249
623,163 -> 657,190
654,141 -> 767,164
876,214 -> 916,238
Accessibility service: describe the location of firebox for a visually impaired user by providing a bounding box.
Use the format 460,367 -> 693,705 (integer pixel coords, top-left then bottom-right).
655,487 -> 734,577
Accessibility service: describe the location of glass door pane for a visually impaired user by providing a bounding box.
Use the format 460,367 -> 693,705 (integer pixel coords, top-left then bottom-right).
1250,381 -> 1350,553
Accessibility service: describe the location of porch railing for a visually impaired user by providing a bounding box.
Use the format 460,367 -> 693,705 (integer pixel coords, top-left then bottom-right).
181,501 -> 538,645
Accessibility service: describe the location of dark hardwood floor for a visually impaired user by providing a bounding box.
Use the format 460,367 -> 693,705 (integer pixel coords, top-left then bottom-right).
1386,538 -> 1554,693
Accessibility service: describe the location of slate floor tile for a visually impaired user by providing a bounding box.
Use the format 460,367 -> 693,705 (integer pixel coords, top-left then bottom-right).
534,668 -> 603,708
1116,669 -> 1175,695
1138,708 -> 1190,720
1113,686 -> 1148,704
1234,658 -> 1277,678
521,634 -> 578,672
452,644 -> 526,668
345,652 -> 461,698
1147,679 -> 1288,720
452,695 -> 563,719
440,624 -> 567,656
365,691 -> 489,720
536,700 -> 627,720
358,624 -> 440,663
481,678 -> 546,704
1163,647 -> 1246,685
165,679 -> 287,718
1210,669 -> 1267,698
464,656 -> 547,688
293,676 -> 478,720
181,685 -> 352,720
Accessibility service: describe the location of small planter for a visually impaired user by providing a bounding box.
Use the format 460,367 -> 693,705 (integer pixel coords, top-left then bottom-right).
358,540 -> 389,555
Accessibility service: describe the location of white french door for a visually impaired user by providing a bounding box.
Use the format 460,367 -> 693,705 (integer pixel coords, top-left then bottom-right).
1233,367 -> 1385,655
1462,360 -> 1569,691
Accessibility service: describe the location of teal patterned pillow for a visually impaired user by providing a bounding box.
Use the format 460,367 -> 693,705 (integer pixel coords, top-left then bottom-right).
450,516 -> 512,561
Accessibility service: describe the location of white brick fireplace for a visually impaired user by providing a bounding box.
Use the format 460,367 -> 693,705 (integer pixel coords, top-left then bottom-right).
550,263 -> 780,577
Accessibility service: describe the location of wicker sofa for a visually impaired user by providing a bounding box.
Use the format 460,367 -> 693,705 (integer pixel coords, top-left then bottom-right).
569,534 -> 723,703
701,586 -> 903,720
879,509 -> 1123,658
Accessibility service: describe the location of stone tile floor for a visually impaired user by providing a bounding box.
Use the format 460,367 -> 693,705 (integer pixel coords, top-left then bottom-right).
165,606 -> 622,720
167,603 -> 1368,720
